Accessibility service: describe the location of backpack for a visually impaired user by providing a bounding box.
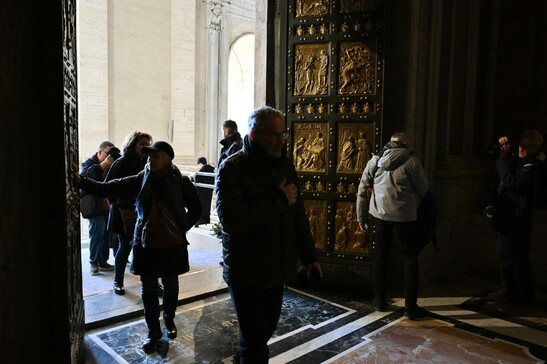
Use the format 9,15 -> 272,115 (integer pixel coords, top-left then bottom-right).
416,191 -> 441,252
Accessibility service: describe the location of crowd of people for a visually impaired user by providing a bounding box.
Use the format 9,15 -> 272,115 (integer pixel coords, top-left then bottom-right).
76,107 -> 544,361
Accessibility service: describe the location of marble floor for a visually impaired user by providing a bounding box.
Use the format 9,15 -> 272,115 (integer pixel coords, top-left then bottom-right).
83,281 -> 547,363
81,220 -> 226,326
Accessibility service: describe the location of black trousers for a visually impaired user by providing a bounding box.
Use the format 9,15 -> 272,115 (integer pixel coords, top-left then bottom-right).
496,229 -> 534,298
373,218 -> 420,307
229,284 -> 284,364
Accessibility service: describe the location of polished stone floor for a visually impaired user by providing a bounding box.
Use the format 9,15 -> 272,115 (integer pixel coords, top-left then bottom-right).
83,281 -> 547,363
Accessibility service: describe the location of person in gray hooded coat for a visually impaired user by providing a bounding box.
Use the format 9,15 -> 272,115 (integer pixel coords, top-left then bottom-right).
356,133 -> 429,319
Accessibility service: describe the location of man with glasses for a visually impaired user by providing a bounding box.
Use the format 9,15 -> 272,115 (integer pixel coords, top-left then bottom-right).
80,141 -> 116,275
216,106 -> 322,363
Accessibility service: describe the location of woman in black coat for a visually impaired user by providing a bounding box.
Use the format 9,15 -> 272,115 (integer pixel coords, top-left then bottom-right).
105,131 -> 152,295
75,141 -> 202,354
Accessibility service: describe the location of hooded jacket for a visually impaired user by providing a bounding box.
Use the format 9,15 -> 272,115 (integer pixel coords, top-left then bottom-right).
215,135 -> 317,287
356,146 -> 429,223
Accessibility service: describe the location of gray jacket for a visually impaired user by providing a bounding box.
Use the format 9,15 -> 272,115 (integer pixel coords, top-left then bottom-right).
356,147 -> 429,223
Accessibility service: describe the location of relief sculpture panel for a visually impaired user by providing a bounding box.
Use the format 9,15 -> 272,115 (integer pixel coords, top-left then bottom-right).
336,123 -> 374,175
338,42 -> 375,95
340,0 -> 377,12
334,201 -> 371,255
295,0 -> 330,17
304,199 -> 327,251
294,44 -> 329,96
293,122 -> 328,173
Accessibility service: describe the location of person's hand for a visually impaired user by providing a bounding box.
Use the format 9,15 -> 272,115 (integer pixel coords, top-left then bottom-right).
72,161 -> 81,184
497,136 -> 511,158
278,178 -> 298,205
498,136 -> 509,145
306,262 -> 323,278
100,155 -> 114,170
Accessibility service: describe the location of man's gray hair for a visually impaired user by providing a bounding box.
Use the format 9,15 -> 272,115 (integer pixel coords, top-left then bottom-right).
98,141 -> 114,150
390,133 -> 410,147
521,130 -> 544,152
248,106 -> 285,132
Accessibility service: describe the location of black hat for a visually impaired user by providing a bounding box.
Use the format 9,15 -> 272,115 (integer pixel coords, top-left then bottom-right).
141,141 -> 174,160
197,157 -> 207,165
107,147 -> 121,160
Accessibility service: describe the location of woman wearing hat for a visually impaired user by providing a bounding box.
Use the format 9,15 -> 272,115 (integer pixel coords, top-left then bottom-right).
74,141 -> 202,354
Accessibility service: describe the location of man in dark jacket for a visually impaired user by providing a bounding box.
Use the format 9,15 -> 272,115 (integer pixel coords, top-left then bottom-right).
193,156 -> 215,226
216,106 -> 322,363
80,140 -> 116,275
218,119 -> 243,167
75,141 -> 202,354
490,130 -> 544,303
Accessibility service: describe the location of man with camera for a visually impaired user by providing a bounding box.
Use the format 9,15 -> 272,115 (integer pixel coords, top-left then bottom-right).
489,130 -> 544,303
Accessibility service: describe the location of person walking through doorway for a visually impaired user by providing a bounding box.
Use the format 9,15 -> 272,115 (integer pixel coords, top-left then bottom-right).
74,141 -> 202,354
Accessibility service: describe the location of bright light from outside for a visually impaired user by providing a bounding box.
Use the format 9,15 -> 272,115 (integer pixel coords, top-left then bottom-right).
227,34 -> 255,138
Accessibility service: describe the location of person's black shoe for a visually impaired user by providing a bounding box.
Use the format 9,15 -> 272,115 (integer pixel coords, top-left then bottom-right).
165,322 -> 177,339
157,284 -> 164,298
113,282 -> 125,295
404,305 -> 429,320
372,300 -> 389,312
142,336 -> 159,354
487,288 -> 517,300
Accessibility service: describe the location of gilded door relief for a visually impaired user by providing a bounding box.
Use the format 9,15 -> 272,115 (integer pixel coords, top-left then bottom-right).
294,44 -> 329,96
339,42 -> 375,95
340,0 -> 377,12
296,0 -> 330,17
336,123 -> 374,174
293,123 -> 328,173
304,200 -> 327,250
334,201 -> 371,254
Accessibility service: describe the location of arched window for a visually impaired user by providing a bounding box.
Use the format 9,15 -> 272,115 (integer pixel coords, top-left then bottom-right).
227,33 -> 255,137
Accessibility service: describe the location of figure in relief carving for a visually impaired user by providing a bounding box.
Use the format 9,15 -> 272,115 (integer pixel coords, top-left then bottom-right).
303,55 -> 317,94
339,45 -> 374,95
364,102 -> 371,113
346,205 -> 358,247
320,24 -> 328,34
316,181 -> 324,192
302,132 -> 325,170
318,103 -> 326,114
300,0 -> 329,16
337,182 -> 345,194
295,103 -> 303,114
317,49 -> 329,94
351,103 -> 359,114
306,104 -> 315,114
339,135 -> 356,171
293,136 -> 306,169
355,131 -> 370,172
348,182 -> 357,194
294,50 -> 305,95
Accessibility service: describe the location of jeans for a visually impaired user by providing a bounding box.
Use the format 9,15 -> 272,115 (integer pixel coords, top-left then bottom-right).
141,274 -> 179,337
229,285 -> 284,364
114,233 -> 133,285
373,218 -> 420,307
496,230 -> 534,298
87,213 -> 110,265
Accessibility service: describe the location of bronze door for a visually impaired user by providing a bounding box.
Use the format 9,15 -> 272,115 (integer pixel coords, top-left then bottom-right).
281,0 -> 385,285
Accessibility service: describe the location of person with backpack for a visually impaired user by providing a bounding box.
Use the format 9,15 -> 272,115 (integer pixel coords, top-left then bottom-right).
488,130 -> 544,303
356,133 -> 430,319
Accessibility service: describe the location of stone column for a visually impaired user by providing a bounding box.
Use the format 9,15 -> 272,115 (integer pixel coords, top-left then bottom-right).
207,0 -> 223,163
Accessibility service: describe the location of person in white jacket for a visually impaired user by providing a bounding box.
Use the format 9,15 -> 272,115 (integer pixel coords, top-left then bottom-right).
356,133 -> 429,319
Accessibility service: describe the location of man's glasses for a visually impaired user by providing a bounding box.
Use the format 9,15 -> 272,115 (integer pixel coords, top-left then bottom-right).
256,130 -> 290,140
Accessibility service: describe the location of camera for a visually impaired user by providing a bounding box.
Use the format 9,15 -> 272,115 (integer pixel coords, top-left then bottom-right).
486,140 -> 518,161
